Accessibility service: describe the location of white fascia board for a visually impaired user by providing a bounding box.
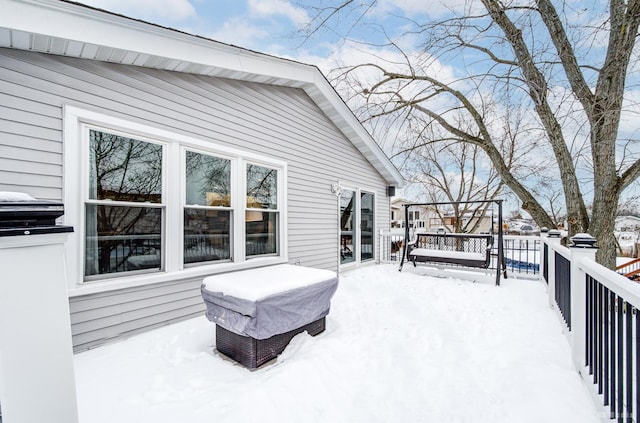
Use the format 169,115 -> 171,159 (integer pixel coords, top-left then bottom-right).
2,0 -> 316,85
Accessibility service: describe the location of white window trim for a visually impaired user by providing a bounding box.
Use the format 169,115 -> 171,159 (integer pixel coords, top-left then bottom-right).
338,186 -> 357,271
181,146 -> 236,267
337,184 -> 378,270
359,188 -> 377,264
243,160 -> 283,260
82,126 -> 168,281
63,106 -> 288,296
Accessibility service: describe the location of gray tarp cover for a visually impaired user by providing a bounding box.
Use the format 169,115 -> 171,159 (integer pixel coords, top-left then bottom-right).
201,268 -> 339,340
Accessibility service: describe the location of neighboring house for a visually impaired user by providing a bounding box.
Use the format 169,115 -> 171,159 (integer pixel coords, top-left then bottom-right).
616,215 -> 640,232
0,0 -> 403,351
391,199 -> 492,233
615,216 -> 640,257
430,212 -> 493,234
390,198 -> 435,230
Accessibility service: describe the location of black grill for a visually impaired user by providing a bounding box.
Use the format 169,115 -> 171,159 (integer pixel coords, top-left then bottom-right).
0,199 -> 73,237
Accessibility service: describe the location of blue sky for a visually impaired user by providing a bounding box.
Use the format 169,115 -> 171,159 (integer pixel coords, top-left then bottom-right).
74,0 -> 447,70
76,0 -> 339,61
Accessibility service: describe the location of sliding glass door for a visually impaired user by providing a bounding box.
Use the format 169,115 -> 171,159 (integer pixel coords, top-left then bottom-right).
360,191 -> 374,262
340,190 -> 355,265
339,189 -> 375,266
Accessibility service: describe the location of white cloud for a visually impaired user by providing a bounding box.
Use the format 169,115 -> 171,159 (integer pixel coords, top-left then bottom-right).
205,16 -> 271,49
619,90 -> 640,139
374,0 -> 474,18
79,0 -> 196,22
247,0 -> 309,28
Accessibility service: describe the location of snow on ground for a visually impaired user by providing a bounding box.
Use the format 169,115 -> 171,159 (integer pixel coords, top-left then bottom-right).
74,264 -> 600,423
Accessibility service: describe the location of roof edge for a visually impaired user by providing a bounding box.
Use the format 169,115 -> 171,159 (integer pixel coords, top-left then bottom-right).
1,0 -> 404,186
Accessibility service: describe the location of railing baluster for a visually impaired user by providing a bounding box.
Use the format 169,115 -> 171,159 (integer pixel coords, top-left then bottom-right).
611,290 -> 617,419
554,253 -> 571,329
584,277 -> 596,375
635,309 -> 640,422
603,284 -> 608,399
617,296 -> 624,422
625,304 -> 633,422
594,284 -> 605,394
543,243 -> 549,283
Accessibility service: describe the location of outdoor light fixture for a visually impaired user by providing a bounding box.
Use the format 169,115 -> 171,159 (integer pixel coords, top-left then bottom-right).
387,186 -> 395,197
570,233 -> 597,248
331,181 -> 343,196
548,229 -> 561,238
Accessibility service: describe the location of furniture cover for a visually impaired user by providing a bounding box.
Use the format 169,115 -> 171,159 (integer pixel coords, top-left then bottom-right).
201,264 -> 339,340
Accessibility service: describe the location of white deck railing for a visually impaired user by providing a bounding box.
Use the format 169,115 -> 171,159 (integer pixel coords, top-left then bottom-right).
542,235 -> 640,421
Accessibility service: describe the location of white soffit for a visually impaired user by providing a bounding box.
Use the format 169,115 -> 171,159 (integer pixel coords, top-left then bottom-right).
0,0 -> 404,187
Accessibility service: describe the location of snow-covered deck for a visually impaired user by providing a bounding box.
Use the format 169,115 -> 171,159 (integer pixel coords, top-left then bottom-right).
73,265 -> 600,423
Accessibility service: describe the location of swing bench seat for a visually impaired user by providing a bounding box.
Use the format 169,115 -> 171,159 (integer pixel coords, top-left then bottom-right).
407,232 -> 493,269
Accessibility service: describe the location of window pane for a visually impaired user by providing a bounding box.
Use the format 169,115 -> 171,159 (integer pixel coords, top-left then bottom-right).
184,209 -> 231,264
246,211 -> 278,256
85,205 -> 162,276
89,130 -> 163,202
185,151 -> 231,207
340,190 -> 355,264
246,164 -> 277,209
361,191 -> 374,262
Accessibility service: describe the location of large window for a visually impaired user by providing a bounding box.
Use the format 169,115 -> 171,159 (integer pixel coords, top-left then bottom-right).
85,130 -> 164,278
246,164 -> 279,257
184,150 -> 232,265
74,118 -> 286,282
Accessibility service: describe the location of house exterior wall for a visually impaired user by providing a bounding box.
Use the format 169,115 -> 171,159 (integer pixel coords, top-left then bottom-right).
0,48 -> 391,351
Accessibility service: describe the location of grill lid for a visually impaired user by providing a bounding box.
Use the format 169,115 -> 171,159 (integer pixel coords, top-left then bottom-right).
0,192 -> 65,228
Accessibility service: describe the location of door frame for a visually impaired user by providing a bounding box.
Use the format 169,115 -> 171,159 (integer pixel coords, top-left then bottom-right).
338,185 -> 377,270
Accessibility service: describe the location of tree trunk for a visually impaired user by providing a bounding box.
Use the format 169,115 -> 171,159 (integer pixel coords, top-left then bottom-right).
589,98 -> 623,268
592,203 -> 619,270
589,121 -> 621,269
482,0 -> 589,235
585,0 -> 640,268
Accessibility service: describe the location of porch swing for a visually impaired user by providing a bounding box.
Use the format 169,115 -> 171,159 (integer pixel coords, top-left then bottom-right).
398,200 -> 507,286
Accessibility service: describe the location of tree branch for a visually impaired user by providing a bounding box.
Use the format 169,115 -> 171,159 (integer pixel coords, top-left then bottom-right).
621,158 -> 640,192
481,0 -> 589,232
536,0 -> 595,111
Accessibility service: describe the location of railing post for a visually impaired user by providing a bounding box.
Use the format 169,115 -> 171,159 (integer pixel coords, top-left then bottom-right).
569,233 -> 598,373
378,229 -> 383,263
546,229 -> 562,309
539,227 -> 548,282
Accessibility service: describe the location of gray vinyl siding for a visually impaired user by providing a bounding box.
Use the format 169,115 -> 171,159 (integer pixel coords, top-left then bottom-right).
69,276 -> 205,352
0,48 -> 391,351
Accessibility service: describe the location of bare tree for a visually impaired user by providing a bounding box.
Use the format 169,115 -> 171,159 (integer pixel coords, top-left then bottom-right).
409,139 -> 504,233
301,0 -> 640,268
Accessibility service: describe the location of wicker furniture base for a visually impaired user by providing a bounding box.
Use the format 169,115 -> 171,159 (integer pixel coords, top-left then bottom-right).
216,317 -> 326,370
